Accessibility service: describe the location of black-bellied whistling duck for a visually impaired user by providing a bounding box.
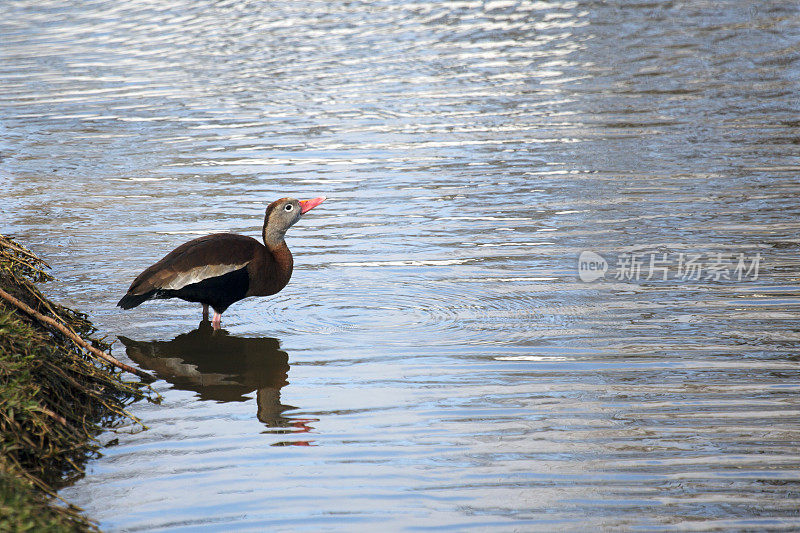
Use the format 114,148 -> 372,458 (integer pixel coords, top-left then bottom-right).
117,196 -> 325,329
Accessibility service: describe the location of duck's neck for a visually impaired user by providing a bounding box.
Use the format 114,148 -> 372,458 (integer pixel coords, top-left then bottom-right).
263,222 -> 286,249
246,237 -> 293,297
266,239 -> 293,277
261,221 -> 294,287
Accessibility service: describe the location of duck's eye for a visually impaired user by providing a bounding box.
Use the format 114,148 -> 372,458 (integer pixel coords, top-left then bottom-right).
284,204 -> 293,212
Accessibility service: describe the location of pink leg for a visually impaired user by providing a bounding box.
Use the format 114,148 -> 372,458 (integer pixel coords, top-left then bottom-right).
202,304 -> 209,321
211,311 -> 222,330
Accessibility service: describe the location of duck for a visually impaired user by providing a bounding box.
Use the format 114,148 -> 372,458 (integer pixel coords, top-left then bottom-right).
118,196 -> 325,329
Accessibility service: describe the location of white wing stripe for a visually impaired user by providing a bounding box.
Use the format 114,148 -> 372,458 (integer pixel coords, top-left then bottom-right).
163,262 -> 250,290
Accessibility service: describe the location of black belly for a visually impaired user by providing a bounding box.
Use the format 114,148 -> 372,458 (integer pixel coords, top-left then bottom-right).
158,266 -> 250,314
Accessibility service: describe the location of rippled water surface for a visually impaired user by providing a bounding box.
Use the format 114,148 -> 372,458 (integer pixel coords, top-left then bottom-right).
3,0 -> 800,530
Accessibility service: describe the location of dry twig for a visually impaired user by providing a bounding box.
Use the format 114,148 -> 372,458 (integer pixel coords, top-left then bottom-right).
0,288 -> 154,382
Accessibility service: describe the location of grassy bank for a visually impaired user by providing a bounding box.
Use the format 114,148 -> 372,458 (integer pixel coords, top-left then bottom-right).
0,235 -> 156,531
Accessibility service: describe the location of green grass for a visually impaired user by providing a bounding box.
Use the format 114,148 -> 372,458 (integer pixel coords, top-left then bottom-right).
0,465 -> 89,532
0,235 -> 157,530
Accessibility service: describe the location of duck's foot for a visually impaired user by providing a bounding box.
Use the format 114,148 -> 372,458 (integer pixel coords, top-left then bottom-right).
211,312 -> 222,330
202,304 -> 209,321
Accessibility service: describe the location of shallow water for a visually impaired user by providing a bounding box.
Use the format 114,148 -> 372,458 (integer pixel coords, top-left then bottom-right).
2,0 -> 800,530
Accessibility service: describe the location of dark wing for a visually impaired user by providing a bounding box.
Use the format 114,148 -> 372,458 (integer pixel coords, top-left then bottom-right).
118,234 -> 261,308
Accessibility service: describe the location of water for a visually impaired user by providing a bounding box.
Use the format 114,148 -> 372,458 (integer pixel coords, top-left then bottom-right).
2,0 -> 800,530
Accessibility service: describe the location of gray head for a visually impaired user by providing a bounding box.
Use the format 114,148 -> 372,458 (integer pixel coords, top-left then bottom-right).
262,196 -> 326,248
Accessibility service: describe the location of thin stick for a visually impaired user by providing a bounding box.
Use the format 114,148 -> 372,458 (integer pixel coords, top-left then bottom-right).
39,405 -> 69,427
0,288 -> 155,382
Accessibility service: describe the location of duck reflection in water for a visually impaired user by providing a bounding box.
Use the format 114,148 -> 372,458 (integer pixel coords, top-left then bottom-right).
119,320 -> 314,444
